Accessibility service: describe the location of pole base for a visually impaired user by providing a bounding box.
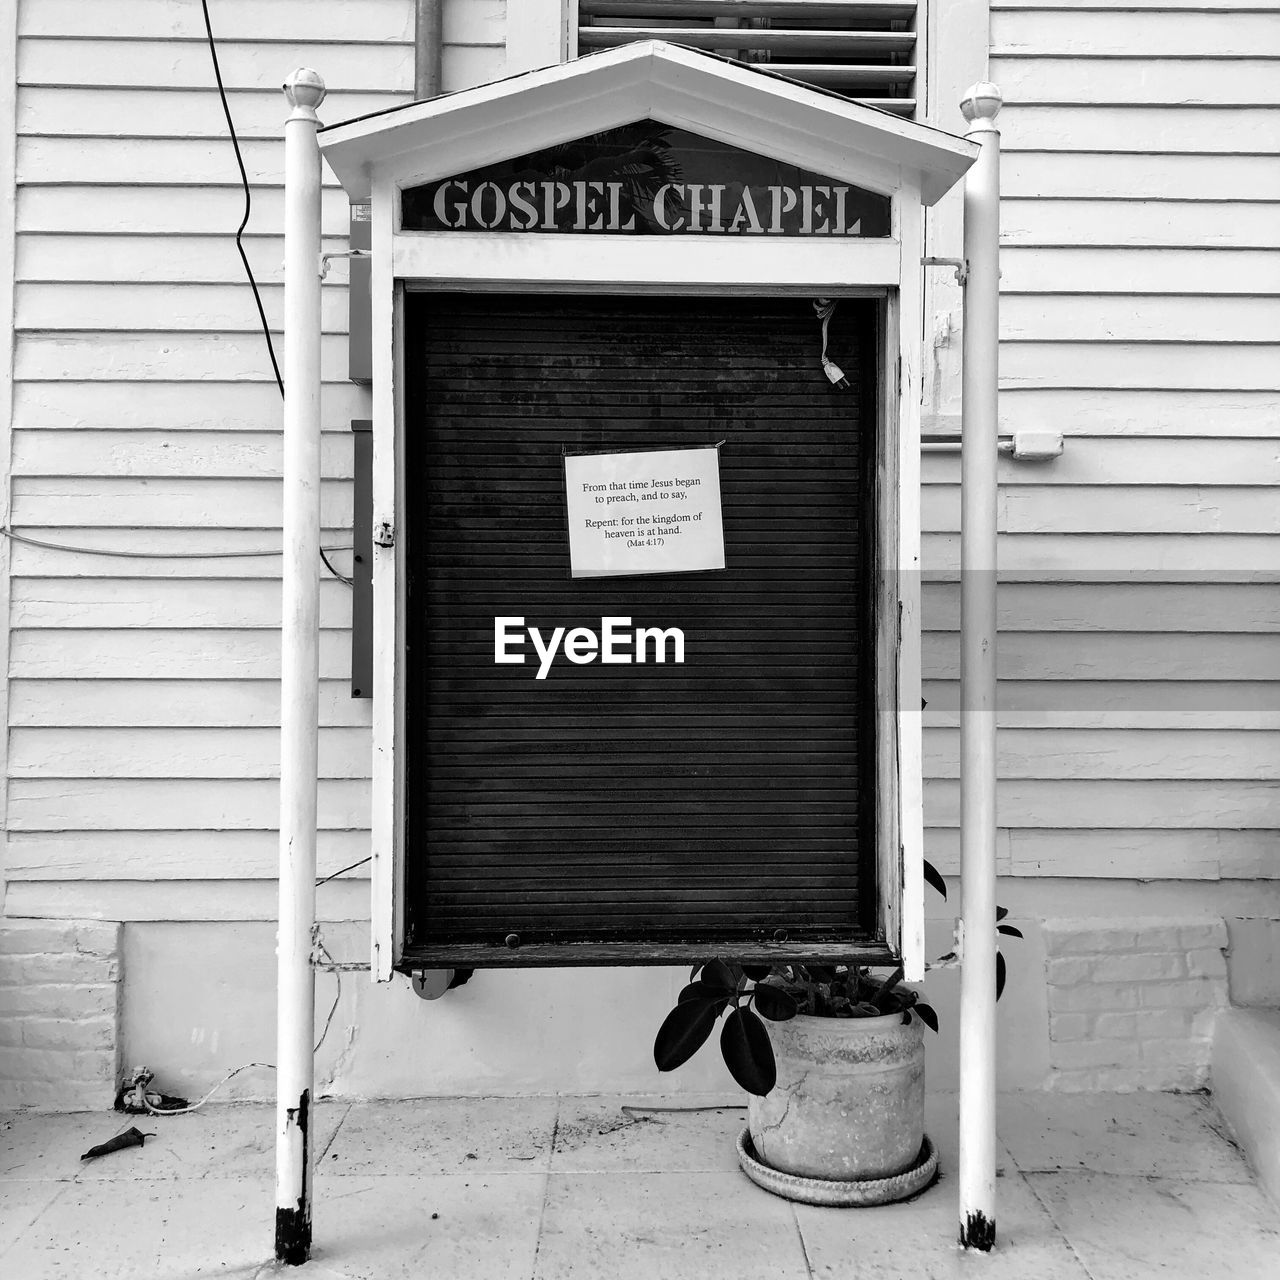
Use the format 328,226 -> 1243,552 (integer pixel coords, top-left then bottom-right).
960,1210 -> 997,1251
275,1205 -> 312,1266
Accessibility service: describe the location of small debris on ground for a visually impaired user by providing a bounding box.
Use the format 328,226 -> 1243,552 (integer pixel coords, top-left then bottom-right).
81,1127 -> 154,1161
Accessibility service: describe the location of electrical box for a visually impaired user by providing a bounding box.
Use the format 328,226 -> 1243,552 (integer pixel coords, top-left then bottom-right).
348,203 -> 372,383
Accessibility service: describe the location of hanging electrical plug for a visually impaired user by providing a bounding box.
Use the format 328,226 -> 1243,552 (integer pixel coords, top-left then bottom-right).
821,355 -> 850,389
812,298 -> 850,390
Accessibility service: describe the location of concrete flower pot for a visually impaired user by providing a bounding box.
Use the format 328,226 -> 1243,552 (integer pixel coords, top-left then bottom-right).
747,1009 -> 925,1181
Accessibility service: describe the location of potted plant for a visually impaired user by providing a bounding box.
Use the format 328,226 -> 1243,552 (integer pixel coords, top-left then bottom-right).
652,866 -> 1020,1199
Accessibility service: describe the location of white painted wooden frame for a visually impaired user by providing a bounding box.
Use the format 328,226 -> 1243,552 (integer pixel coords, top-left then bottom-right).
320,41 -> 975,980
0,3 -> 16,886
506,0 -> 571,75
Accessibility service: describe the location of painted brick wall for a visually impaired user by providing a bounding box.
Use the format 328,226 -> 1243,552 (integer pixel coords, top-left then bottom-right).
0,918 -> 122,1110
1043,918 -> 1228,1092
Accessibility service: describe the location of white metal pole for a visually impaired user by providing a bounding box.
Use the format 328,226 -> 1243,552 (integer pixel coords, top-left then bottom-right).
958,80 -> 1002,1253
276,67 -> 326,1268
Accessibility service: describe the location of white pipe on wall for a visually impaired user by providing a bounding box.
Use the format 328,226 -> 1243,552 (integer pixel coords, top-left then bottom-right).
957,80 -> 1003,1254
415,0 -> 444,99
275,67 -> 326,1268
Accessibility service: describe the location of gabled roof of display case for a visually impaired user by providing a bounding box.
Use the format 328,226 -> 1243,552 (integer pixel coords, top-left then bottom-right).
318,40 -> 977,207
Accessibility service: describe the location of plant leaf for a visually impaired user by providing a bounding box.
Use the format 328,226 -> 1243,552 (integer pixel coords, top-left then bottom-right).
720,1007 -> 776,1096
923,861 -> 948,901
654,998 -> 720,1072
996,906 -> 1009,922
752,983 -> 798,1022
742,964 -> 771,982
996,951 -> 1007,1001
914,1002 -> 939,1033
678,980 -> 733,1005
701,959 -> 738,995
689,964 -> 702,983
808,964 -> 837,984
997,924 -> 1024,939
872,965 -> 905,1009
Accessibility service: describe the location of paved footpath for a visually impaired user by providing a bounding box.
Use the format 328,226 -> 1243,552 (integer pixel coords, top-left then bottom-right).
1,1091 -> 1276,1279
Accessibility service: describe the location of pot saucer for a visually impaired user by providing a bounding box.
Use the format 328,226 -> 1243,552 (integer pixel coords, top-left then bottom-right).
736,1130 -> 938,1206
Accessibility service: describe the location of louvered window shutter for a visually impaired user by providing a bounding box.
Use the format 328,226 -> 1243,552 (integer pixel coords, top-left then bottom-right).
576,1 -> 918,116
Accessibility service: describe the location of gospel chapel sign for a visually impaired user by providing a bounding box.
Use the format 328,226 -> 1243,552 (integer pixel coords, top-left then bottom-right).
401,122 -> 892,237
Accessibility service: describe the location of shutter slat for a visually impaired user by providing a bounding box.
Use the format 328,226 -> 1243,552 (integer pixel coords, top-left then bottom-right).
577,1 -> 917,113
581,2 -> 917,19
578,26 -> 915,53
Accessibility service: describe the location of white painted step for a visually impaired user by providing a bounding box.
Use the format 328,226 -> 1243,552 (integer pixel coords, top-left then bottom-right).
1212,1007 -> 1280,1207
1226,918 -> 1280,1007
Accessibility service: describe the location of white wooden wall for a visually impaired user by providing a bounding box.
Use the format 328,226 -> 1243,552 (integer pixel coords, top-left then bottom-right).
921,0 -> 1280,884
3,0 -> 506,922
5,0 -> 1278,925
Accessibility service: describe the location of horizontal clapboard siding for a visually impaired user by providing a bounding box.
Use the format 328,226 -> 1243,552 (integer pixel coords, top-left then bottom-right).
4,0 -> 509,893
917,2 -> 1280,880
9,722 -> 1277,783
7,0 -> 1278,917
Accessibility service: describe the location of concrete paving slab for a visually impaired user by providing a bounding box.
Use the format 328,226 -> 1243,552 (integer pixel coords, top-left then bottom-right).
1,1112 -> 143,1181
794,1168 -> 1091,1280
1,1173 -> 546,1280
999,1090 -> 1254,1182
2,1093 -> 1278,1279
1,1103 -> 350,1182
322,1097 -> 557,1176
0,1180 -> 66,1255
0,1178 -> 173,1278
535,1169 -> 810,1280
152,1177 -> 275,1278
550,1097 -> 747,1173
1029,1171 -> 1280,1280
306,1173 -> 545,1280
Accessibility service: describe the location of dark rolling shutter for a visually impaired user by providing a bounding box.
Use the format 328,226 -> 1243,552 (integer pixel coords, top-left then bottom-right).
402,293 -> 879,962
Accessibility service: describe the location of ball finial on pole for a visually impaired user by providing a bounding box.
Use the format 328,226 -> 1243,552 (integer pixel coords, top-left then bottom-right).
283,67 -> 327,118
960,82 -> 1003,129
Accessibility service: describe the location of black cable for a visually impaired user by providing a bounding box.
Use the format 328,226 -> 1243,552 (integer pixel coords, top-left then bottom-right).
199,0 -> 284,397
0,528 -> 353,560
319,546 -> 353,586
201,1 -> 352,589
316,856 -> 372,887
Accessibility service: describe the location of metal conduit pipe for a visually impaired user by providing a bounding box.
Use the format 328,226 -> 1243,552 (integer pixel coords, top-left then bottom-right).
276,68 -> 326,1267
415,0 -> 444,99
957,81 -> 1003,1254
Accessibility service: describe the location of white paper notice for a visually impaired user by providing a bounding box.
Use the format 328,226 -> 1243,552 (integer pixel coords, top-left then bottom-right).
564,446 -> 726,578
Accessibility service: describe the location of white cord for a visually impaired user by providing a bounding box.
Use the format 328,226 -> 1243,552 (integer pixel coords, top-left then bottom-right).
812,298 -> 850,388
140,1061 -> 275,1116
312,932 -> 344,1056
136,929 -> 348,1117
